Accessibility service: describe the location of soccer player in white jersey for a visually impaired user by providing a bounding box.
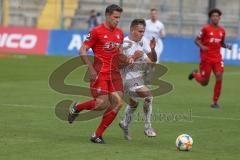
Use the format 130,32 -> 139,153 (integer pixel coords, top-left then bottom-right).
144,8 -> 166,84
145,8 -> 166,63
119,19 -> 157,140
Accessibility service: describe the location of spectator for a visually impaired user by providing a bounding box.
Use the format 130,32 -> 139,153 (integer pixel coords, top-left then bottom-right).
96,12 -> 102,25
87,9 -> 98,31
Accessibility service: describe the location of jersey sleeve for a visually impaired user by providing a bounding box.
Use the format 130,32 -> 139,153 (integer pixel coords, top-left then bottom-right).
83,29 -> 98,48
159,22 -> 166,34
222,29 -> 226,43
197,26 -> 206,40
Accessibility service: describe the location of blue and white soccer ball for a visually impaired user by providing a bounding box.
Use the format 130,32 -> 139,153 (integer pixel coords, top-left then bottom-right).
176,134 -> 193,151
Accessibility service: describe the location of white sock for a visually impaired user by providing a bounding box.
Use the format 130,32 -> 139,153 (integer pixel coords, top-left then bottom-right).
143,96 -> 153,130
122,105 -> 136,127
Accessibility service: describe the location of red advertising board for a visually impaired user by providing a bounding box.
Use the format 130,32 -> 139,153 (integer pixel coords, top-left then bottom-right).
0,27 -> 49,55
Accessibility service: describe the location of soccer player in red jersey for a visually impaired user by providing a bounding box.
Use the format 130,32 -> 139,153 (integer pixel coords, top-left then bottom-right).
188,8 -> 232,108
67,4 -> 134,144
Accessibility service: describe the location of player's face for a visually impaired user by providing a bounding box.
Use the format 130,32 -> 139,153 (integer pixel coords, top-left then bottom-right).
106,11 -> 121,29
132,25 -> 145,41
150,11 -> 158,21
210,13 -> 221,25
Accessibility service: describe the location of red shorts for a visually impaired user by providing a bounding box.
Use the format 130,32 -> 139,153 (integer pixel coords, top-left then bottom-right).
90,77 -> 123,98
199,61 -> 224,80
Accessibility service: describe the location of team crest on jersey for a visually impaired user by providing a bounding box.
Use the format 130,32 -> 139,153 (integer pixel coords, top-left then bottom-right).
219,32 -> 223,37
139,41 -> 143,47
116,34 -> 120,39
104,35 -> 108,39
122,40 -> 133,50
210,32 -> 213,36
85,33 -> 91,41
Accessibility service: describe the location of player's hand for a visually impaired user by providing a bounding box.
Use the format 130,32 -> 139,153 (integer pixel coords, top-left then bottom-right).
89,69 -> 97,81
133,50 -> 143,60
226,44 -> 232,50
150,37 -> 156,49
127,57 -> 134,64
200,45 -> 209,51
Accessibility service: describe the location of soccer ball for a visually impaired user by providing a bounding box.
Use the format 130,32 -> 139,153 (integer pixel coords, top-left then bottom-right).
176,134 -> 193,151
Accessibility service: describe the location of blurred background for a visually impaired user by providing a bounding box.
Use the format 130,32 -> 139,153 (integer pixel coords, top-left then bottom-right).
1,0 -> 240,38
0,0 -> 240,64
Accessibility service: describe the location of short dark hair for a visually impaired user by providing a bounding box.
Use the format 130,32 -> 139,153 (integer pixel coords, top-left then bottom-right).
208,8 -> 222,17
105,4 -> 123,15
150,8 -> 158,12
130,19 -> 146,29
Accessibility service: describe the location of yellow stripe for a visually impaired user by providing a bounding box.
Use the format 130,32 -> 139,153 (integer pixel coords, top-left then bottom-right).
37,0 -> 78,29
2,0 -> 9,26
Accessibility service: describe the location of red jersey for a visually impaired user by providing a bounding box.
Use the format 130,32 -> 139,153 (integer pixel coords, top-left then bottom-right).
197,24 -> 225,63
83,24 -> 124,80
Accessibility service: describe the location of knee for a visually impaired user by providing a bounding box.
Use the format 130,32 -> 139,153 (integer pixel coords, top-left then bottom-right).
144,96 -> 153,104
215,73 -> 223,80
129,100 -> 138,108
95,97 -> 110,110
116,98 -> 124,107
111,99 -> 124,112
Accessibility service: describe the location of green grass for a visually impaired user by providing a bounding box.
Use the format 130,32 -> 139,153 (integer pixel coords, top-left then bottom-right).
0,54 -> 240,160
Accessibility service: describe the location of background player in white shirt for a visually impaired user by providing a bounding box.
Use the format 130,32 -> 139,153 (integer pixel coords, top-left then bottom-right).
144,8 -> 166,84
119,19 -> 157,140
145,8 -> 166,63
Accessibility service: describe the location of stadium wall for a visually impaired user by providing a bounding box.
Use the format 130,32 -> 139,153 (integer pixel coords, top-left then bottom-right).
1,26 -> 240,65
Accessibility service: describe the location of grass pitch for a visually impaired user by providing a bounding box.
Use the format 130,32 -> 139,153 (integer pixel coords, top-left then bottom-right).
0,54 -> 240,160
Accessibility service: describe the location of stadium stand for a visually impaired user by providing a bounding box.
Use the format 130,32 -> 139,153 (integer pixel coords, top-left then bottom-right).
71,0 -> 239,37
37,0 -> 78,29
8,0 -> 46,27
3,0 -> 240,37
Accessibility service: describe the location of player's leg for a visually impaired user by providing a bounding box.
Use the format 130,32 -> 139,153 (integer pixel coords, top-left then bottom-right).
211,61 -> 224,108
189,61 -> 211,86
119,97 -> 138,140
135,85 -> 156,137
91,78 -> 124,143
68,79 -> 110,124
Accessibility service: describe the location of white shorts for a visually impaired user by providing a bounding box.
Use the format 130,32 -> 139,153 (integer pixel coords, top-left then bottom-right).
124,77 -> 145,101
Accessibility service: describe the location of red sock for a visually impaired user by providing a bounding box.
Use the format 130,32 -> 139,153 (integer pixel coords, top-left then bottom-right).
213,79 -> 222,103
95,108 -> 118,137
75,100 -> 96,112
193,72 -> 203,84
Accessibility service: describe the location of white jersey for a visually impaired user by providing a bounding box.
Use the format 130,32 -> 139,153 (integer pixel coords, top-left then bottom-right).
144,19 -> 165,62
121,36 -> 151,80
144,19 -> 165,40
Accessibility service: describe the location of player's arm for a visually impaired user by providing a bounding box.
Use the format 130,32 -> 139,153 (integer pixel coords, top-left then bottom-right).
195,27 -> 209,51
194,37 -> 208,51
160,24 -> 166,38
221,31 -> 232,50
146,37 -> 157,63
119,47 -> 135,66
221,42 -> 232,50
160,30 -> 166,38
79,44 -> 97,81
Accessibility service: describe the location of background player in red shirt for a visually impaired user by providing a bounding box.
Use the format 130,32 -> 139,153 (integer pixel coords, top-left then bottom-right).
188,8 -> 232,108
67,4 -> 134,144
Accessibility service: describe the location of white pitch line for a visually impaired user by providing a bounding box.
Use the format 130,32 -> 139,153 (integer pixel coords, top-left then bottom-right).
224,71 -> 240,75
192,115 -> 240,121
0,103 -> 50,108
1,103 -> 240,121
